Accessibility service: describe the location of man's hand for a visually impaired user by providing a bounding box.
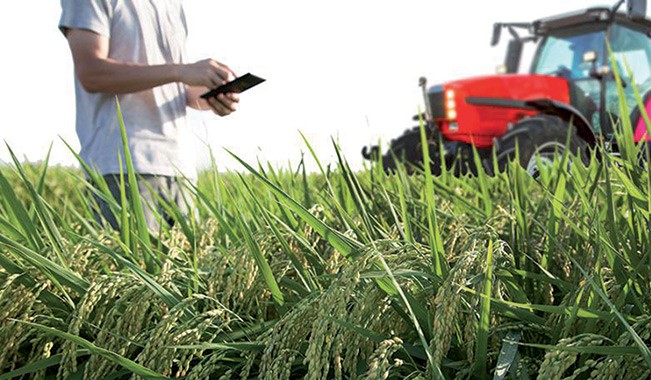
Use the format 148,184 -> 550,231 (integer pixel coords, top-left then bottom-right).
206,93 -> 240,116
185,86 -> 240,116
178,59 -> 236,89
183,60 -> 240,116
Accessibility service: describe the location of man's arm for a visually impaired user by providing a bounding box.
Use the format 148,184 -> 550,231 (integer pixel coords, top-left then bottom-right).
65,28 -> 239,115
66,28 -> 239,115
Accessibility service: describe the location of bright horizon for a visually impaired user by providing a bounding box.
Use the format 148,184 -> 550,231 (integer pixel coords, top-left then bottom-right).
0,0 -> 624,172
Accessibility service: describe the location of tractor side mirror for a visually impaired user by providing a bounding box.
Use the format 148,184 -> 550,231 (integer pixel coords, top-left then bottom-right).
627,0 -> 647,19
491,23 -> 502,46
505,39 -> 523,74
583,51 -> 598,64
589,63 -> 614,80
584,51 -> 602,79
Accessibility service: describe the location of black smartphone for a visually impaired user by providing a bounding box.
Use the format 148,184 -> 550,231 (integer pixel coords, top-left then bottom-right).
200,73 -> 265,99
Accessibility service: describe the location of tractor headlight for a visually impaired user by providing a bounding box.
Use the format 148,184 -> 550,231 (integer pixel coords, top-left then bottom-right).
445,89 -> 457,120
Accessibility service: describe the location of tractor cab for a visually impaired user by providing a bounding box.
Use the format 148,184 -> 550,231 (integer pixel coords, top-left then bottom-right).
499,4 -> 651,140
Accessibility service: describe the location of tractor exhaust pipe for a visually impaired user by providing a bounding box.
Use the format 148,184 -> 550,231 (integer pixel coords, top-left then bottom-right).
419,76 -> 432,122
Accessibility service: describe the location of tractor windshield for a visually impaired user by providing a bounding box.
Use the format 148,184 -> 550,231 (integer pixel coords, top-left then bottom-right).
532,27 -> 607,130
532,29 -> 606,80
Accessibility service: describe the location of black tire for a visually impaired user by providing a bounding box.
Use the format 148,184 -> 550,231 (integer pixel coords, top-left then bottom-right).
490,115 -> 588,176
381,127 -> 442,174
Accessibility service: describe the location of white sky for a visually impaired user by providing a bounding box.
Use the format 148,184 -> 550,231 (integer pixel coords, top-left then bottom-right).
0,1 -> 621,171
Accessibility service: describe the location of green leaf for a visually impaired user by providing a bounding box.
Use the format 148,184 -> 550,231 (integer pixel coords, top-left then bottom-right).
80,236 -> 184,312
417,113 -> 447,278
0,233 -> 88,296
115,98 -> 153,264
493,330 -> 521,380
232,192 -> 285,306
167,342 -> 264,352
35,143 -> 53,196
513,340 -> 640,356
227,149 -> 360,258
475,239 -> 495,378
0,167 -> 43,250
15,320 -> 169,379
5,145 -> 68,265
241,177 -> 316,292
0,350 -> 90,380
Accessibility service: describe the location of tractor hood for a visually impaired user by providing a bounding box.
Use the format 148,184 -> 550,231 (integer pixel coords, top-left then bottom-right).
426,74 -> 571,147
429,74 -> 570,114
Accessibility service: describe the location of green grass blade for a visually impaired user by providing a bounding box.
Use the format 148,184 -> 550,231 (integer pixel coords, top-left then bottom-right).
80,236 -> 184,311
395,167 -> 414,243
227,149 -> 361,257
5,145 -> 68,265
15,320 -> 169,379
331,138 -> 380,241
35,143 -> 53,196
417,113 -> 447,277
0,166 -> 44,250
0,233 -> 88,295
0,254 -> 73,312
241,178 -> 316,292
373,249 -> 442,378
493,330 -> 521,380
0,350 -> 90,380
475,239 -> 494,378
299,131 -> 354,232
167,342 -> 264,352
471,144 -> 494,216
532,218 -> 651,368
232,191 -> 285,306
117,155 -> 131,247
513,340 -> 640,356
115,98 -> 152,254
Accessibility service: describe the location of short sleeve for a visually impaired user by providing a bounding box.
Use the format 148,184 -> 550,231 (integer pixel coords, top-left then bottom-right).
59,0 -> 112,38
179,5 -> 188,63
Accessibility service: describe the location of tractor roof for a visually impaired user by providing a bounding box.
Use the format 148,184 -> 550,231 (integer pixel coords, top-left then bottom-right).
533,7 -> 651,34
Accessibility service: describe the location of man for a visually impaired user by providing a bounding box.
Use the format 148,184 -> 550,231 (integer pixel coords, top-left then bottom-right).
59,0 -> 238,231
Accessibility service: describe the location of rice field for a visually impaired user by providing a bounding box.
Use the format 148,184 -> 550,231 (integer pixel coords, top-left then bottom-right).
2,88 -> 651,378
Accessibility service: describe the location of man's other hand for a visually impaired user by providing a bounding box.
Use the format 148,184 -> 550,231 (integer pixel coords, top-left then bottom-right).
207,93 -> 239,116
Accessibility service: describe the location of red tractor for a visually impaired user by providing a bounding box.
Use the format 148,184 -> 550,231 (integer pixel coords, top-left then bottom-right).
363,0 -> 651,175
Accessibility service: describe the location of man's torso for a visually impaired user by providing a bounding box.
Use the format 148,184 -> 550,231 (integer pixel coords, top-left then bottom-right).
60,0 -> 196,178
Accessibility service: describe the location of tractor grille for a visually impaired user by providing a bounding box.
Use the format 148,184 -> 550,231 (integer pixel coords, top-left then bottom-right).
428,88 -> 445,119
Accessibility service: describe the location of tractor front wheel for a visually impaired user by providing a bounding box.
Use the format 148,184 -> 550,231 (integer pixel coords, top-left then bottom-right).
490,116 -> 588,176
380,126 -> 442,175
380,126 -> 423,173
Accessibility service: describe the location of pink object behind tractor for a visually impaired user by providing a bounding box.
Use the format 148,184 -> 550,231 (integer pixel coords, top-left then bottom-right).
634,99 -> 651,142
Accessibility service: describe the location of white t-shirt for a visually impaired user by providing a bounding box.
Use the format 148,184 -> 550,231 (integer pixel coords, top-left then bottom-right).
59,0 -> 196,178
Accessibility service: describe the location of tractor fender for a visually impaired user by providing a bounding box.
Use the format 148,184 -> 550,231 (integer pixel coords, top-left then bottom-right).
631,89 -> 651,142
524,99 -> 596,145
